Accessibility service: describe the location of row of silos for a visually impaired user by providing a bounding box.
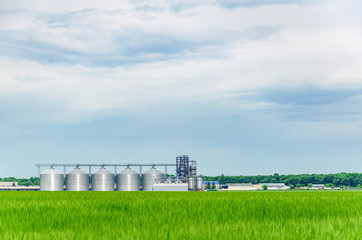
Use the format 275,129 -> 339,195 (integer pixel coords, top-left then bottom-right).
40,167 -> 165,191
188,177 -> 204,191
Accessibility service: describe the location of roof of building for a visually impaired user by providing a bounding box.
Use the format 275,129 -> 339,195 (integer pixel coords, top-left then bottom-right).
260,183 -> 286,186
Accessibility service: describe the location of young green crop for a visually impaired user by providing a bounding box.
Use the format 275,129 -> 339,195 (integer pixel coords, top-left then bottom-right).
0,191 -> 360,239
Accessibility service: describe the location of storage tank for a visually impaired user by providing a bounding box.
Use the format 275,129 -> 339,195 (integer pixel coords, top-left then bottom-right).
116,168 -> 140,191
66,167 -> 89,191
142,167 -> 164,191
196,177 -> 203,191
40,168 -> 64,191
190,164 -> 197,177
91,168 -> 114,191
188,177 -> 196,191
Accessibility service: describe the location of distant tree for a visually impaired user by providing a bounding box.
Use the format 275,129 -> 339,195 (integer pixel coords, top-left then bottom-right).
262,185 -> 268,191
290,185 -> 295,190
219,174 -> 226,184
307,183 -> 313,188
273,173 -> 280,182
25,180 -> 32,186
207,182 -> 211,190
212,182 -> 216,190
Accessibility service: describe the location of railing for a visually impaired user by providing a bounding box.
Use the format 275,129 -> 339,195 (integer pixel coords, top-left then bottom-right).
35,161 -> 196,177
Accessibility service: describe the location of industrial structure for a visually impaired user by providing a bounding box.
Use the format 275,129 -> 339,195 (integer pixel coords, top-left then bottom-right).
36,155 -> 204,192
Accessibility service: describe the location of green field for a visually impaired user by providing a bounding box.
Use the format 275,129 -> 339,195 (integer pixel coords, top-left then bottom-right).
0,191 -> 361,239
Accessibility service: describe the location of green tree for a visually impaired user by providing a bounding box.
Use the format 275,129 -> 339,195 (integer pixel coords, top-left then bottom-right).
262,185 -> 268,190
212,182 -> 216,190
307,183 -> 313,188
25,180 -> 32,186
207,182 -> 211,190
219,174 -> 226,184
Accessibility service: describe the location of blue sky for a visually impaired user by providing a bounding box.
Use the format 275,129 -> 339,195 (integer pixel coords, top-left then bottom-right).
0,0 -> 362,177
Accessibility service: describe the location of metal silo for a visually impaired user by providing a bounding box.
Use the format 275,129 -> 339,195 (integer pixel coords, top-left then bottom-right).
40,168 -> 64,191
142,167 -> 164,191
91,167 -> 114,191
66,167 -> 89,191
116,168 -> 140,191
190,164 -> 197,177
188,177 -> 196,191
196,177 -> 203,191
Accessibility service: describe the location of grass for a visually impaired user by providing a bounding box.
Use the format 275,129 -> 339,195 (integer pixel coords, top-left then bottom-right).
0,191 -> 360,239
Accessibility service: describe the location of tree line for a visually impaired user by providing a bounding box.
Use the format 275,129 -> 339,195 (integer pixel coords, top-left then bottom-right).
201,172 -> 362,187
1,172 -> 362,188
0,177 -> 40,186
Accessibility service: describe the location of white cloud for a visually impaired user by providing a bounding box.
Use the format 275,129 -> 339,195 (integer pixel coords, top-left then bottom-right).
0,0 -> 362,124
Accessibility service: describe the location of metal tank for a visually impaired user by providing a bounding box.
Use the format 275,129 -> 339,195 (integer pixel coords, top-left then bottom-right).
196,177 -> 204,191
190,164 -> 197,177
188,177 -> 196,191
66,167 -> 89,191
40,168 -> 64,191
142,167 -> 165,191
91,167 -> 114,191
116,168 -> 140,191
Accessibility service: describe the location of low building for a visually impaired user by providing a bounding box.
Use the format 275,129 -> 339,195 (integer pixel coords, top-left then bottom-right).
225,183 -> 256,191
219,185 -> 228,190
0,182 -> 18,187
152,182 -> 188,191
254,183 -> 290,190
310,184 -> 325,190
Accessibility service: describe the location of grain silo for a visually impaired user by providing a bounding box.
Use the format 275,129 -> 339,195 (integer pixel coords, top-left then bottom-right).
187,177 -> 196,191
116,168 -> 140,191
91,167 -> 114,191
190,164 -> 197,177
196,177 -> 203,191
66,167 -> 89,191
40,168 -> 64,191
142,167 -> 164,191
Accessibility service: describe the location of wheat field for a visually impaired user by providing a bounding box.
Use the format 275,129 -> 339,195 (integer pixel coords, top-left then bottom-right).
0,191 -> 360,239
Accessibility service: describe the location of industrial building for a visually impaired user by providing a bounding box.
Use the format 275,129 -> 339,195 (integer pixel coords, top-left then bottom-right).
36,155 -> 204,192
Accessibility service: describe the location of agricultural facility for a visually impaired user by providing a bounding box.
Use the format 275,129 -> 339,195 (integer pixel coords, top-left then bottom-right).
37,155 -> 204,192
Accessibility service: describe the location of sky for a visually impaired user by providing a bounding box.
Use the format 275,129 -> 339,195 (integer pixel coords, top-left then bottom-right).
0,0 -> 362,178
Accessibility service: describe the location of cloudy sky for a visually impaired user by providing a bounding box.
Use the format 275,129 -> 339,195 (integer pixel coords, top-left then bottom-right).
1,0 -> 361,177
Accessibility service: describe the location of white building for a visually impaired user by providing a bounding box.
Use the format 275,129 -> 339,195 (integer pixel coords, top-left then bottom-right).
310,184 -> 325,190
152,182 -> 188,191
225,183 -> 256,191
0,182 -> 18,187
256,183 -> 290,190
